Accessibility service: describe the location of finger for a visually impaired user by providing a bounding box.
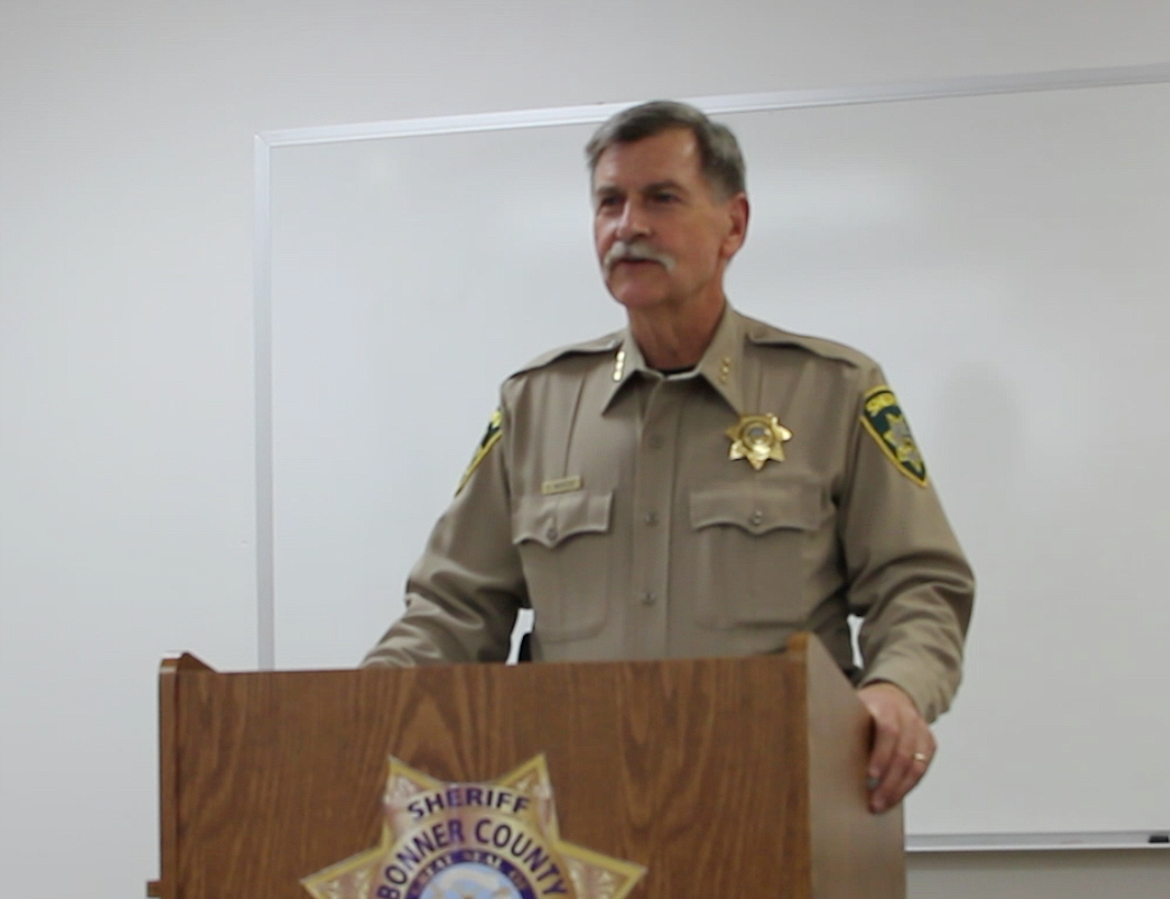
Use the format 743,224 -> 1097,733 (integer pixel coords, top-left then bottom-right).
884,749 -> 931,809
870,724 -> 920,813
867,713 -> 899,786
874,723 -> 936,812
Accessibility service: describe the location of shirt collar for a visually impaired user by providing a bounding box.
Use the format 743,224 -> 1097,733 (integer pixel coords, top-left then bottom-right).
601,303 -> 748,414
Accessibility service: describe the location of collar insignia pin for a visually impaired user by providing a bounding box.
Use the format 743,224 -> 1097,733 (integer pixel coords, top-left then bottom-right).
612,349 -> 626,382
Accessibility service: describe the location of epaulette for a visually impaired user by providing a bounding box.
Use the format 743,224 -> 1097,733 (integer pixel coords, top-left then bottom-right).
742,316 -> 871,369
506,330 -> 624,380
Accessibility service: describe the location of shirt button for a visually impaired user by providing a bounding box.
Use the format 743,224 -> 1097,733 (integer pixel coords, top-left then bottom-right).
648,435 -> 664,449
644,512 -> 658,526
750,510 -> 764,527
640,591 -> 657,606
546,526 -> 558,542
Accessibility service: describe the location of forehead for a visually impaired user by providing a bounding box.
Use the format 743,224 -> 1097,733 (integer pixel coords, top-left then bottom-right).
591,128 -> 705,190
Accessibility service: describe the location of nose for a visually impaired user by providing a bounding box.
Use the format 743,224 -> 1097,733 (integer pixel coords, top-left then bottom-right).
615,199 -> 650,241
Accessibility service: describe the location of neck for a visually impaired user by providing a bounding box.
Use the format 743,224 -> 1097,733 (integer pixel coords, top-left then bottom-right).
627,296 -> 726,370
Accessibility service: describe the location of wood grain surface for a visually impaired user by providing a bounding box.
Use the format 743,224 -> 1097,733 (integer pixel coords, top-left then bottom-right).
153,643 -> 902,898
802,634 -> 906,898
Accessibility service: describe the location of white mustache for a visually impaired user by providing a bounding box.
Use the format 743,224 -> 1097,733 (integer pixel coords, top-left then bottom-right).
603,241 -> 676,273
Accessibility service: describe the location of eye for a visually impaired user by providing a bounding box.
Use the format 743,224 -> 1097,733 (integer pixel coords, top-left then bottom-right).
650,190 -> 679,204
595,194 -> 622,212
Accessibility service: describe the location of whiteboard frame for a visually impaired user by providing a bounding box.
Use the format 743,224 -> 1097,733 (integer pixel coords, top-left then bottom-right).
253,61 -> 1170,852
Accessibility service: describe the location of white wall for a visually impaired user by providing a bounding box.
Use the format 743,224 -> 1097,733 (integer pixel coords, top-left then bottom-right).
266,84 -> 1170,842
1,2 -> 1167,895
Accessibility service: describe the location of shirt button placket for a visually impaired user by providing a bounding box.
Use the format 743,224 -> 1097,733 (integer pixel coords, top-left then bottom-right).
629,380 -> 676,657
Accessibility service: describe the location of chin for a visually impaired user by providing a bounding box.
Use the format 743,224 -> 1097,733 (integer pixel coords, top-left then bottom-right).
608,287 -> 669,311
605,275 -> 669,311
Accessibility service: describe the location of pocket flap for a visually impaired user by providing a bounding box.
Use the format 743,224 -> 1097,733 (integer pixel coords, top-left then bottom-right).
513,490 -> 613,548
690,481 -> 824,535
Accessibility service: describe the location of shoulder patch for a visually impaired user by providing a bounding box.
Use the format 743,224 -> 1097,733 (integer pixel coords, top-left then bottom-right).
456,408 -> 502,494
860,386 -> 929,487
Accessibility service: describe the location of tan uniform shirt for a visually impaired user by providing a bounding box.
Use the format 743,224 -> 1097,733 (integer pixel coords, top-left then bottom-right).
365,306 -> 974,723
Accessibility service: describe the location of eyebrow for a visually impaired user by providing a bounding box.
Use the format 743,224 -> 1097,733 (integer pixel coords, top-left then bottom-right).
593,179 -> 690,197
642,179 -> 688,194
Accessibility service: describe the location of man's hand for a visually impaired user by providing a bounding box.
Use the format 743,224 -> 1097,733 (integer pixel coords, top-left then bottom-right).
857,681 -> 936,814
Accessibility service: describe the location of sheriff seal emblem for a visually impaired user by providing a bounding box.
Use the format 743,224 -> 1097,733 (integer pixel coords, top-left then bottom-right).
302,756 -> 645,899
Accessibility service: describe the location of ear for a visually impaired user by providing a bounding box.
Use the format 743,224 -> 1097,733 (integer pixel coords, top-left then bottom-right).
720,193 -> 750,260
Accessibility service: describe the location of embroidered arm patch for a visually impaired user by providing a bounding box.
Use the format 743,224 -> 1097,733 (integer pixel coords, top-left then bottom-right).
860,386 -> 929,487
456,408 -> 502,494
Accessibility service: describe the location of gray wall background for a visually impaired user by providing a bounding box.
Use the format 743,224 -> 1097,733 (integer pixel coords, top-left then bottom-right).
2,1 -> 1168,895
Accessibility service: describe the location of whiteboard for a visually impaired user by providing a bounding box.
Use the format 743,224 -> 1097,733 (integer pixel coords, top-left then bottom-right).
263,77 -> 1170,839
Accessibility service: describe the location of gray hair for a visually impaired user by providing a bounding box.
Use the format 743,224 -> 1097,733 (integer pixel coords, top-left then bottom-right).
585,100 -> 747,199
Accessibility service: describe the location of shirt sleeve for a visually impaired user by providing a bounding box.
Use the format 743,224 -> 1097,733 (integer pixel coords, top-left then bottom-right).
361,399 -> 525,667
837,369 -> 975,722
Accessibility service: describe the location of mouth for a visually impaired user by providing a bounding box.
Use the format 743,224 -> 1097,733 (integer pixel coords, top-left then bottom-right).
606,258 -> 665,281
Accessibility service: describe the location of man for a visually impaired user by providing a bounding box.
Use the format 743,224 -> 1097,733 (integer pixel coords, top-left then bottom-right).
364,101 -> 974,815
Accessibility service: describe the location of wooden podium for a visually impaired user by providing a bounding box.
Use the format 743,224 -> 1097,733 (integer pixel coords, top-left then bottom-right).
147,633 -> 904,898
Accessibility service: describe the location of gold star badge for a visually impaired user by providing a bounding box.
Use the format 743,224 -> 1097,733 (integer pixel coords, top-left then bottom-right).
302,755 -> 645,899
726,413 -> 793,471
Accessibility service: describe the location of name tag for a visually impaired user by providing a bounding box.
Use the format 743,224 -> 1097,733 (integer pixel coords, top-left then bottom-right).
540,476 -> 583,495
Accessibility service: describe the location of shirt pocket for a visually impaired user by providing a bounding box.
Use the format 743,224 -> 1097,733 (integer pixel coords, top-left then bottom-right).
689,480 -> 827,628
512,490 -> 613,641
